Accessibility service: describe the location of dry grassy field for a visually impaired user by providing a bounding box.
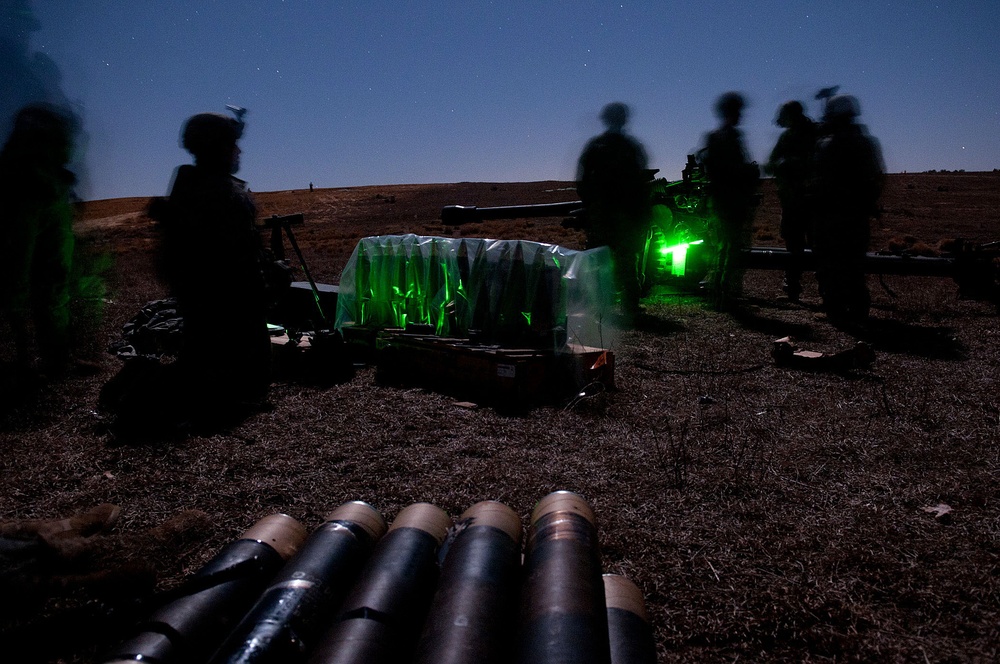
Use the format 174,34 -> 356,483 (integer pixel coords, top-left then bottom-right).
1,171 -> 999,662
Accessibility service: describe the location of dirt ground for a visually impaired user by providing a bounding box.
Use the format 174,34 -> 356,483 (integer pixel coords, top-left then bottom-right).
2,171 -> 999,662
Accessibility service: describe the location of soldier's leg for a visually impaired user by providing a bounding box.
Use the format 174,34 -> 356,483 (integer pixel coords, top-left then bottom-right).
843,245 -> 870,320
715,234 -> 737,309
31,202 -> 75,372
718,213 -> 749,308
781,209 -> 807,300
3,207 -> 41,368
612,234 -> 643,315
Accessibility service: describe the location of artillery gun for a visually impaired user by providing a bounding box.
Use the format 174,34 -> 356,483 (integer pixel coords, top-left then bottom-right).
440,159 -> 1000,309
443,155 -> 714,292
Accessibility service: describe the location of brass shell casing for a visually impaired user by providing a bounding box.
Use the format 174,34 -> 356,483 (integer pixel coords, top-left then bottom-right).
461,500 -> 523,544
603,574 -> 656,664
242,513 -> 308,560
324,501 -> 387,540
388,502 -> 452,544
603,574 -> 648,622
412,500 -> 523,664
101,514 -> 308,664
307,502 -> 450,663
531,490 -> 597,528
519,490 -> 610,664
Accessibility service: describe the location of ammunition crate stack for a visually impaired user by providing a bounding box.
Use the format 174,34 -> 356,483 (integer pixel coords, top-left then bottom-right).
372,331 -> 615,410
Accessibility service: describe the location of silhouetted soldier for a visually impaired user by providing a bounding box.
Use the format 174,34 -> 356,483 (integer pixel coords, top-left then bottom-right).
812,95 -> 884,322
766,100 -> 817,301
701,92 -> 759,310
153,111 -> 271,426
0,103 -> 79,380
577,102 -> 651,317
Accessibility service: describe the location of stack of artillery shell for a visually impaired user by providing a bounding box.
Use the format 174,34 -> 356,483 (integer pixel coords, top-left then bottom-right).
604,574 -> 657,664
516,490 -> 612,664
412,500 -> 523,664
102,513 -> 308,664
307,502 -> 452,664
105,494 -> 656,663
208,501 -> 387,664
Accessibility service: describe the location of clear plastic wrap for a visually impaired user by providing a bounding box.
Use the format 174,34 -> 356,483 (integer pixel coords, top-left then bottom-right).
335,234 -> 617,350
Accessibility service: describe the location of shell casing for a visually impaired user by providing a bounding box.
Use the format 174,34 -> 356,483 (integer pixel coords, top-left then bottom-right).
517,492 -> 610,664
603,575 -> 656,664
208,503 -> 385,664
102,513 -> 307,664
306,502 -> 451,664
412,501 -> 523,664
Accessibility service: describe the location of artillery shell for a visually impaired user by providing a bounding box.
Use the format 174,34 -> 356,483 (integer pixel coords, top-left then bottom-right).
306,502 -> 452,664
517,490 -> 611,664
102,513 -> 308,664
603,574 -> 656,664
208,502 -> 386,664
412,500 -> 523,664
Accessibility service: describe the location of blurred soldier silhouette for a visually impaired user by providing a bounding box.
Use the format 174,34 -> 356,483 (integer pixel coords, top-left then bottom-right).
765,100 -> 817,301
576,102 -> 652,318
147,110 -> 271,429
1,0 -> 71,141
0,103 -> 79,381
701,92 -> 760,310
811,95 -> 884,322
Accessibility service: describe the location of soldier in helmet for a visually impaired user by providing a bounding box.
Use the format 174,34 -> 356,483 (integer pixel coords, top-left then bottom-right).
700,92 -> 760,310
811,95 -> 884,322
765,100 -> 817,301
153,111 -> 271,427
577,102 -> 652,319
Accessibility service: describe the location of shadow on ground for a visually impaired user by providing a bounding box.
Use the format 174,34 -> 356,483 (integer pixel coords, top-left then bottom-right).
731,299 -> 818,340
836,318 -> 966,360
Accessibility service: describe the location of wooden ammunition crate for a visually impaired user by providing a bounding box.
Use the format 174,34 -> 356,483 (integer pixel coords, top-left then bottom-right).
373,331 -> 614,410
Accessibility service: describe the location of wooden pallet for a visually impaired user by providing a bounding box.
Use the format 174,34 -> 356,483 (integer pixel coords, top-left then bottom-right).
373,331 -> 614,409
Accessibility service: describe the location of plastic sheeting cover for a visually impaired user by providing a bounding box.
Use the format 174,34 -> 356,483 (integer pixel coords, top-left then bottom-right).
335,234 -> 617,350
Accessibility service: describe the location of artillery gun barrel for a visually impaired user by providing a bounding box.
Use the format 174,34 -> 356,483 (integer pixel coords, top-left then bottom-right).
412,501 -> 523,664
516,491 -> 611,664
741,247 -> 958,277
208,502 -> 387,664
603,575 -> 657,664
307,502 -> 453,664
441,202 -> 582,225
103,514 -> 308,664
440,194 -> 979,287
858,253 -> 958,277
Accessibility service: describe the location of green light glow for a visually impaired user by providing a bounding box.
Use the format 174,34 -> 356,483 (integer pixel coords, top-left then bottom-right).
338,235 -> 617,349
658,240 -> 703,276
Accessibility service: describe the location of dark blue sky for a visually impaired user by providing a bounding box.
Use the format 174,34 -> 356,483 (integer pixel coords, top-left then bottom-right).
20,0 -> 1000,201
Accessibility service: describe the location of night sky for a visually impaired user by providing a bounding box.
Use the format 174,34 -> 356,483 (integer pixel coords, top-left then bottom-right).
9,0 -> 999,201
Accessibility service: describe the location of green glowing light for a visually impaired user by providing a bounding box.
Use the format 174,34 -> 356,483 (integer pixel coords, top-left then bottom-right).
340,235 -> 615,347
658,240 -> 704,276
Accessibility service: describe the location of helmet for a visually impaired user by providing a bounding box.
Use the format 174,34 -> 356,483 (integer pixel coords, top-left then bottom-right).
181,113 -> 242,157
824,95 -> 860,122
600,102 -> 630,131
775,100 -> 805,127
715,92 -> 745,119
7,103 -> 76,164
